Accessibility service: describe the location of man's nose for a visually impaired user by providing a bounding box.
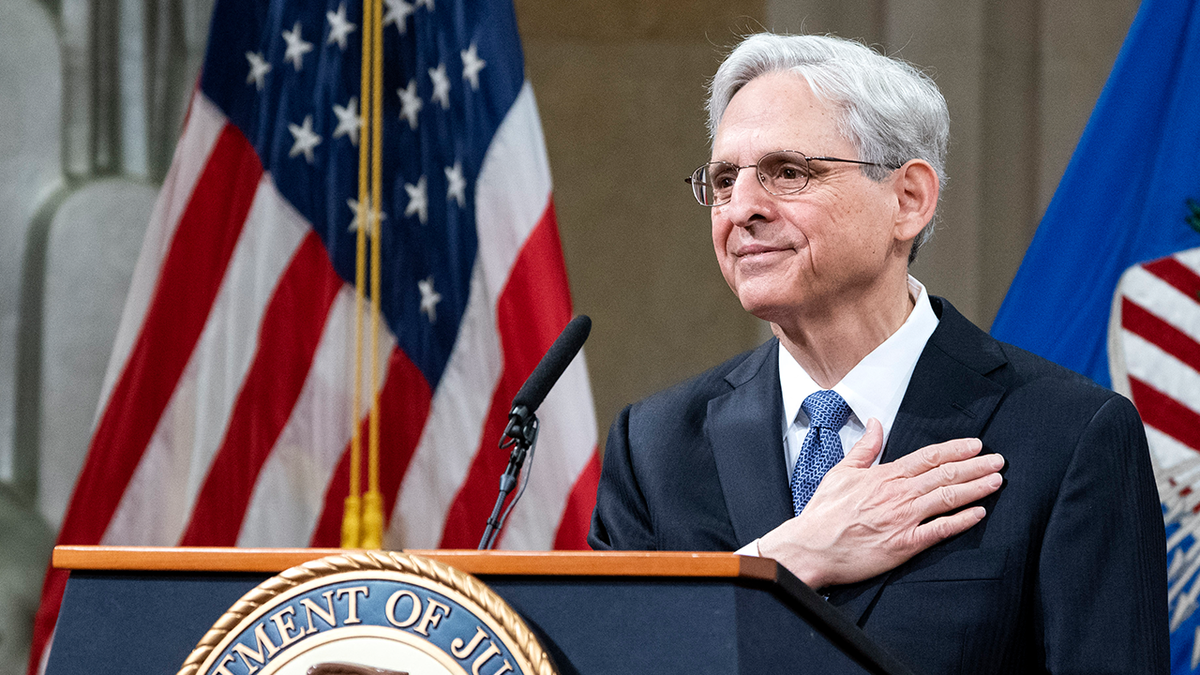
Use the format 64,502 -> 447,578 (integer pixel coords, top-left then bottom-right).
723,168 -> 772,225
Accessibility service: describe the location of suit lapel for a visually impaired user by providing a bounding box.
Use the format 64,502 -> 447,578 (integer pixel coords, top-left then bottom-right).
705,339 -> 794,547
830,298 -> 1009,625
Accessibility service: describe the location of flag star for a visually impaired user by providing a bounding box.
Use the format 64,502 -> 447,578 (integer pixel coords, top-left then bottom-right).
460,43 -> 486,90
245,51 -> 272,90
445,161 -> 466,207
382,0 -> 414,36
282,22 -> 314,71
347,197 -> 387,233
415,0 -> 434,10
326,3 -> 357,50
404,176 -> 428,224
417,276 -> 442,323
332,98 -> 362,146
429,63 -> 451,109
398,80 -> 423,129
287,115 -> 322,163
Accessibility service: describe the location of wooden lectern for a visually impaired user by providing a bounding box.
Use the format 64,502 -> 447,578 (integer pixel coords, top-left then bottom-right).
47,546 -> 916,675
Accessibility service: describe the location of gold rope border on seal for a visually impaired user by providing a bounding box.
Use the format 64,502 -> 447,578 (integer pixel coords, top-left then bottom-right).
175,550 -> 558,675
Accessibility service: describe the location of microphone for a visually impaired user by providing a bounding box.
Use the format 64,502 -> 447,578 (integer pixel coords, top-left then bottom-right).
506,315 -> 592,440
479,315 -> 592,550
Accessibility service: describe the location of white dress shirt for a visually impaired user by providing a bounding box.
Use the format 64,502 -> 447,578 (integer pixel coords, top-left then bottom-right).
737,276 -> 939,555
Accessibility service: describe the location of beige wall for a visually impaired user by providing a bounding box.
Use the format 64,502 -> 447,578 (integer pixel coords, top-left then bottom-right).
516,0 -> 1139,446
515,0 -> 770,444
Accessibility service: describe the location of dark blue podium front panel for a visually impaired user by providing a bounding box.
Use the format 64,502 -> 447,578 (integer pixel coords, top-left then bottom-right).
46,570 -> 873,675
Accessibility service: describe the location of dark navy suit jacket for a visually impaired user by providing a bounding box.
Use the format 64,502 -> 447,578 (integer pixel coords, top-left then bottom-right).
589,297 -> 1168,674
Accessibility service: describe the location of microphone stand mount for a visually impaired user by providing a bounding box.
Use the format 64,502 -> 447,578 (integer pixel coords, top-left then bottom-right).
478,405 -> 539,550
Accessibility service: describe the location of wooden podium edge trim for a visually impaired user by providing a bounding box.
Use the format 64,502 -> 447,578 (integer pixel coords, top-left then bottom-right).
52,545 -> 778,580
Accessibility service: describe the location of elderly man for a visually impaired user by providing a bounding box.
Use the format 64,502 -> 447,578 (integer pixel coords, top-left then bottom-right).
589,32 -> 1167,674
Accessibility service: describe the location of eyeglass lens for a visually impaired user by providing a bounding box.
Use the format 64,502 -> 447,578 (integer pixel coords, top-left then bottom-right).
692,151 -> 813,206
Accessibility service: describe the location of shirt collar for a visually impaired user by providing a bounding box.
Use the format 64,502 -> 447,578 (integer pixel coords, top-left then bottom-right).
778,276 -> 939,445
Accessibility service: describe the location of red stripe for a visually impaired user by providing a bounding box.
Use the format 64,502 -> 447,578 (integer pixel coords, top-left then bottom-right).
553,448 -> 601,550
1144,256 -> 1200,302
308,347 -> 432,547
438,200 -> 575,548
1121,299 -> 1200,372
1128,377 -> 1200,451
29,123 -> 263,675
179,232 -> 342,545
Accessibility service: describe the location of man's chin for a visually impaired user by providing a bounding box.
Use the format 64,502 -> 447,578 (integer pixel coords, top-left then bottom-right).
738,298 -> 793,326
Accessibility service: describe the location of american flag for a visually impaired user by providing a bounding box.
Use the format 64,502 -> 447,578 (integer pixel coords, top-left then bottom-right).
29,0 -> 600,670
1110,245 -> 1200,669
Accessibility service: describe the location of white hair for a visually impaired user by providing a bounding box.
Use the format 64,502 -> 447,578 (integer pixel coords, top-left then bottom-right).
707,33 -> 949,263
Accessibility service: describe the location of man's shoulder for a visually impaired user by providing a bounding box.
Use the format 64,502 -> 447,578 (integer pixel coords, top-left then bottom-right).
930,296 -> 1125,410
992,338 -> 1133,419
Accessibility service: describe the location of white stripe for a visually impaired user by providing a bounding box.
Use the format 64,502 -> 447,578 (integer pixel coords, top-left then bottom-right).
1176,247 -> 1200,276
94,93 -> 227,425
1118,264 -> 1200,344
1149,426 -> 1200,484
497,352 -> 597,550
1119,330 -> 1200,418
101,174 -> 309,545
237,289 -> 395,547
384,83 -> 560,547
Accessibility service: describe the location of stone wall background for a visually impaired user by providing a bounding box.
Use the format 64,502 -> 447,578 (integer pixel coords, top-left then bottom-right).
0,0 -> 1138,669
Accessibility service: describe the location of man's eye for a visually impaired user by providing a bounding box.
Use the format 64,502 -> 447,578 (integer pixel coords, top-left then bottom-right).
711,171 -> 737,188
775,163 -> 807,180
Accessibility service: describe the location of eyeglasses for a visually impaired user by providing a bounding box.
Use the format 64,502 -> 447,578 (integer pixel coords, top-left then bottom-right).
685,150 -> 898,207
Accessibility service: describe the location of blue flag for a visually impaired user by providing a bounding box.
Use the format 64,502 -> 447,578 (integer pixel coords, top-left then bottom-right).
991,0 -> 1200,388
992,1 -> 1200,671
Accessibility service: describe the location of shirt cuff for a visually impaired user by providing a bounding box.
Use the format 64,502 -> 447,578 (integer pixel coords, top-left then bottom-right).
734,538 -> 761,557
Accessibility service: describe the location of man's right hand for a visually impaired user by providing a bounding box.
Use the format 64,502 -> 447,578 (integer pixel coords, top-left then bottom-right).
758,418 -> 1004,590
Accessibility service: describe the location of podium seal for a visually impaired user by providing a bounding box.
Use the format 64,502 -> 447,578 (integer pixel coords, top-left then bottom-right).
176,551 -> 557,675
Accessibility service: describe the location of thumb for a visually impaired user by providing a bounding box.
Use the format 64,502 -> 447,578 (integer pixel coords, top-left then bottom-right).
842,418 -> 884,468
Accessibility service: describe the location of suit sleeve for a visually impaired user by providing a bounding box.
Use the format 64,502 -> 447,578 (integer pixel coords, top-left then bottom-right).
1038,395 -> 1169,674
588,404 -> 657,551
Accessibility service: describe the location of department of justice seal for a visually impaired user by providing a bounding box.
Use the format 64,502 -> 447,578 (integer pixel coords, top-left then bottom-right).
176,551 -> 557,675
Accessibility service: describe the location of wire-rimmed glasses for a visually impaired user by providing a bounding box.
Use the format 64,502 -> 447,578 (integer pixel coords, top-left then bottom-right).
685,150 -> 898,207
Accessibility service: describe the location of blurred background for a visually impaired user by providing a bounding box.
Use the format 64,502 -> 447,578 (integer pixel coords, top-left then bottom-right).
0,0 -> 1139,669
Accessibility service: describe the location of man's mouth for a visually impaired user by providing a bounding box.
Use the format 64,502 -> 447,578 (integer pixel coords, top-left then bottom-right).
734,244 -> 789,258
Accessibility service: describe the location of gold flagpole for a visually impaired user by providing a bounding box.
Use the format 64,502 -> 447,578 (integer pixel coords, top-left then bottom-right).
342,0 -> 377,549
361,0 -> 385,550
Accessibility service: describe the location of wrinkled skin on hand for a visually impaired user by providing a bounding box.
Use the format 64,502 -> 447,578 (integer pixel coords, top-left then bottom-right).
759,418 -> 1005,590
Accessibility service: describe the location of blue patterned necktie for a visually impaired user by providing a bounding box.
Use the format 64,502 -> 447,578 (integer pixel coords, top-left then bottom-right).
790,390 -> 852,516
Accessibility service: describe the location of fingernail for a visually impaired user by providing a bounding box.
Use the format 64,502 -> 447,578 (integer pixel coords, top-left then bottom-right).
988,454 -> 1004,470
987,473 -> 1003,488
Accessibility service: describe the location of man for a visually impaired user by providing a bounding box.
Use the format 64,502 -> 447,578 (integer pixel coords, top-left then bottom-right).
588,33 -> 1168,674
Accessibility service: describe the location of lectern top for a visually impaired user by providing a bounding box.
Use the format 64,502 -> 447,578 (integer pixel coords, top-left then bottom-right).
51,545 -> 779,580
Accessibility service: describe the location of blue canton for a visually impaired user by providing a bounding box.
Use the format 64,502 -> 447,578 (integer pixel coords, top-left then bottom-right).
198,0 -> 526,390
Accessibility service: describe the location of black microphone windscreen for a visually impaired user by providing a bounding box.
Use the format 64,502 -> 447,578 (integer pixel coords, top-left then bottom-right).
512,315 -> 591,414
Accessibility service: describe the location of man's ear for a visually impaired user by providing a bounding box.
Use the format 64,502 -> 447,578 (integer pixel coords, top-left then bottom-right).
891,159 -> 939,243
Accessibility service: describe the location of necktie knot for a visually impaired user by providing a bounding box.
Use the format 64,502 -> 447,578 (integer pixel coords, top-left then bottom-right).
802,390 -> 851,430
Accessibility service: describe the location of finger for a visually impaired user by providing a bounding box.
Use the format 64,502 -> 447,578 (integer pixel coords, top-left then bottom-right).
841,417 -> 885,468
894,437 -> 984,477
911,471 -> 1003,520
907,452 -> 1005,497
911,506 -> 988,550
